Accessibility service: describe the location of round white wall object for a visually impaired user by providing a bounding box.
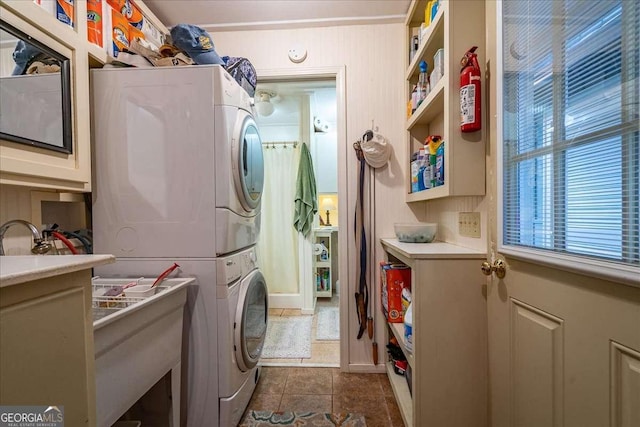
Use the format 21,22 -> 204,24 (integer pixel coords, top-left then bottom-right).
288,46 -> 307,63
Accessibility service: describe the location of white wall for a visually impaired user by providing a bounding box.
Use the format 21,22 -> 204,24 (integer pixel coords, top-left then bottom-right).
259,124 -> 299,142
0,185 -> 36,254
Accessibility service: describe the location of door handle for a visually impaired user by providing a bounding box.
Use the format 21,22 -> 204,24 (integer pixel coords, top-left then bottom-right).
481,259 -> 506,279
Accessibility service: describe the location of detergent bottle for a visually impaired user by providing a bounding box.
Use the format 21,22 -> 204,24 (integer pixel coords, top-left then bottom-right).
404,302 -> 413,352
426,135 -> 443,188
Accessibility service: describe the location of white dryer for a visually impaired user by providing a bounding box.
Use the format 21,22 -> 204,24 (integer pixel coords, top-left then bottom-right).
215,105 -> 264,255
91,64 -> 264,258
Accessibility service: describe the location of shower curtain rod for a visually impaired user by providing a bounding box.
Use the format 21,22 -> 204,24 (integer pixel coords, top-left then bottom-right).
262,141 -> 299,148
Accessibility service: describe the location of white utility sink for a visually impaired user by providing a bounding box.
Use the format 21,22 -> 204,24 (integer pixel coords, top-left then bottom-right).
92,277 -> 193,427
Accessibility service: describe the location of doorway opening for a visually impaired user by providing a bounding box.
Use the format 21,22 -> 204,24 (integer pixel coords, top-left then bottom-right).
254,68 -> 346,368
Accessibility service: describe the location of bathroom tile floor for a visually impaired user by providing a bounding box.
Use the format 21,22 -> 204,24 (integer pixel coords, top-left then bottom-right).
242,367 -> 405,427
261,295 -> 340,367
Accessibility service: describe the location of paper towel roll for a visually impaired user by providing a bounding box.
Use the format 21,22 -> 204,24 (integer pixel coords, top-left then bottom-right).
33,0 -> 56,17
314,117 -> 330,133
314,243 -> 328,256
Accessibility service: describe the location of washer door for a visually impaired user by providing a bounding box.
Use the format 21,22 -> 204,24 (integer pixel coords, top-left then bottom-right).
232,110 -> 264,212
234,269 -> 268,372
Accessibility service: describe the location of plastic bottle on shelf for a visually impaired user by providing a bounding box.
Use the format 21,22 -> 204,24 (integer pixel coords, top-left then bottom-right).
424,1 -> 434,27
410,84 -> 418,114
401,287 -> 412,316
410,151 -> 420,192
417,148 -> 426,191
404,302 -> 413,352
418,60 -> 430,106
430,0 -> 440,21
435,141 -> 445,186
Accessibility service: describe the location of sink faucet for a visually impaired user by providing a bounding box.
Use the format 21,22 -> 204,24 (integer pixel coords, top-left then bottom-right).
0,219 -> 52,256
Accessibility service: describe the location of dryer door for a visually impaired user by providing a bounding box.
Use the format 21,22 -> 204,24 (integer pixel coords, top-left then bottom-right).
232,110 -> 264,212
234,269 -> 268,372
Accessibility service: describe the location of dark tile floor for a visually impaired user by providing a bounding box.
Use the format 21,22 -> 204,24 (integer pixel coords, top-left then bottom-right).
241,367 -> 405,427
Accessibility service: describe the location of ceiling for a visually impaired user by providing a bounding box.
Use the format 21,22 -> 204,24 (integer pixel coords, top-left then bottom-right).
255,81 -> 336,127
143,0 -> 411,31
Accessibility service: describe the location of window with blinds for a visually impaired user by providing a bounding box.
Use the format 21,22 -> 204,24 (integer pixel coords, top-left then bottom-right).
501,0 -> 639,270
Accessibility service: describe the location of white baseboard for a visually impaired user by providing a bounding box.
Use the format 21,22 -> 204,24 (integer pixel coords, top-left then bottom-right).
347,363 -> 387,374
269,293 -> 302,309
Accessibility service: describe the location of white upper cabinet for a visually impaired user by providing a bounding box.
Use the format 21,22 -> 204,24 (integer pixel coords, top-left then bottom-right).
0,0 -> 166,192
404,0 -> 486,202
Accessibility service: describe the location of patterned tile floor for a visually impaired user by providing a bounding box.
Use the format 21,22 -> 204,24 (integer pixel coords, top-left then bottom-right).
243,367 -> 405,427
261,296 -> 340,367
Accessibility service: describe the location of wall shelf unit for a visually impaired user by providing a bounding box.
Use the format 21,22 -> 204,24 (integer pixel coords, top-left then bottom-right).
404,0 -> 486,202
313,228 -> 337,298
0,0 -> 167,192
381,238 -> 487,427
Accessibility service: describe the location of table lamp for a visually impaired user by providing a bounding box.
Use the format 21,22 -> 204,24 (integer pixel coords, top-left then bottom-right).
321,198 -> 335,226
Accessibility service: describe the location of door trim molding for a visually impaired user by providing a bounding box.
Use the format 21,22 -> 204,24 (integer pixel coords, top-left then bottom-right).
256,66 -> 348,371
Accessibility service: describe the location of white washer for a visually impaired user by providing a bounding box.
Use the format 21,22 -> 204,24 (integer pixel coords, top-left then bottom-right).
91,65 -> 267,426
216,247 -> 268,426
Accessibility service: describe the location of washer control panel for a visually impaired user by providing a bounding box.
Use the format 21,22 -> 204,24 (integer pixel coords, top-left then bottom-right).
217,247 -> 257,285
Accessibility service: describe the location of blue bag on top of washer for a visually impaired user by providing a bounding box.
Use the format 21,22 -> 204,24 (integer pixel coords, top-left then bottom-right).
222,56 -> 257,97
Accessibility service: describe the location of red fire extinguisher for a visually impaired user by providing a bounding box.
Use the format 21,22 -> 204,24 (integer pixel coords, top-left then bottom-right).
460,46 -> 481,133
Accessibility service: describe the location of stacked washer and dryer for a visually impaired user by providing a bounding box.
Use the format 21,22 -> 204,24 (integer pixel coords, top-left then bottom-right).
91,65 -> 268,426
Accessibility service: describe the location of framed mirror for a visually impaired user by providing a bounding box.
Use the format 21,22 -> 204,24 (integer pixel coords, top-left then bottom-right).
0,20 -> 72,154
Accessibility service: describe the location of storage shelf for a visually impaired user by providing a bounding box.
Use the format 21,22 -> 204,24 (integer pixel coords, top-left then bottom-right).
383,237 -> 488,426
406,5 -> 445,80
87,43 -> 108,65
389,322 -> 414,368
403,0 -> 486,204
386,361 -> 413,427
0,0 -> 167,192
313,228 -> 337,299
406,77 -> 446,130
406,183 -> 449,203
404,0 -> 428,27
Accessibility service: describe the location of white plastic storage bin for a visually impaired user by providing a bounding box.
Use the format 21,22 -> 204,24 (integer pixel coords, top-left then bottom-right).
93,277 -> 194,427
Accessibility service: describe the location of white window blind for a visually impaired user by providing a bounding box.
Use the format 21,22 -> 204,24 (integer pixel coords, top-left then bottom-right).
501,0 -> 639,270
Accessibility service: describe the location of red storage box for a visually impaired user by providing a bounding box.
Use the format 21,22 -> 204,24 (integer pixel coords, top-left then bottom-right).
380,262 -> 411,323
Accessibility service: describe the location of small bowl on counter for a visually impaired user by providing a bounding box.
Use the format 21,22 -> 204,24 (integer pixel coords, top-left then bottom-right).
394,222 -> 437,243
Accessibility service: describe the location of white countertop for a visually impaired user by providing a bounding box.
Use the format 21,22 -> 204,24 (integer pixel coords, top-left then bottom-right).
0,255 -> 115,288
381,238 -> 486,260
314,226 -> 338,232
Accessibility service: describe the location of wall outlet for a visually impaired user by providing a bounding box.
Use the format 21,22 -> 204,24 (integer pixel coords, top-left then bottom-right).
458,212 -> 481,238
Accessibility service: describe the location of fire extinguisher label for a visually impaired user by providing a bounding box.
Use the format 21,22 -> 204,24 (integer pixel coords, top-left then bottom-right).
460,84 -> 476,125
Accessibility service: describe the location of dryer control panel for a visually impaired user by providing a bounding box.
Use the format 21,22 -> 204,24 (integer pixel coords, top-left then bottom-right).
217,247 -> 257,286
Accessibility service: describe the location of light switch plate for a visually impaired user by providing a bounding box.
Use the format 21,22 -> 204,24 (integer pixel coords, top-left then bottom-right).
459,212 -> 481,238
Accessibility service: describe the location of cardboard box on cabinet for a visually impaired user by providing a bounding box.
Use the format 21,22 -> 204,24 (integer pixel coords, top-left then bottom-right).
380,262 -> 411,323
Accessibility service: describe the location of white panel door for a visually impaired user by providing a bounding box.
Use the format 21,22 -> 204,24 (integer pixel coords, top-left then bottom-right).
487,1 -> 640,426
